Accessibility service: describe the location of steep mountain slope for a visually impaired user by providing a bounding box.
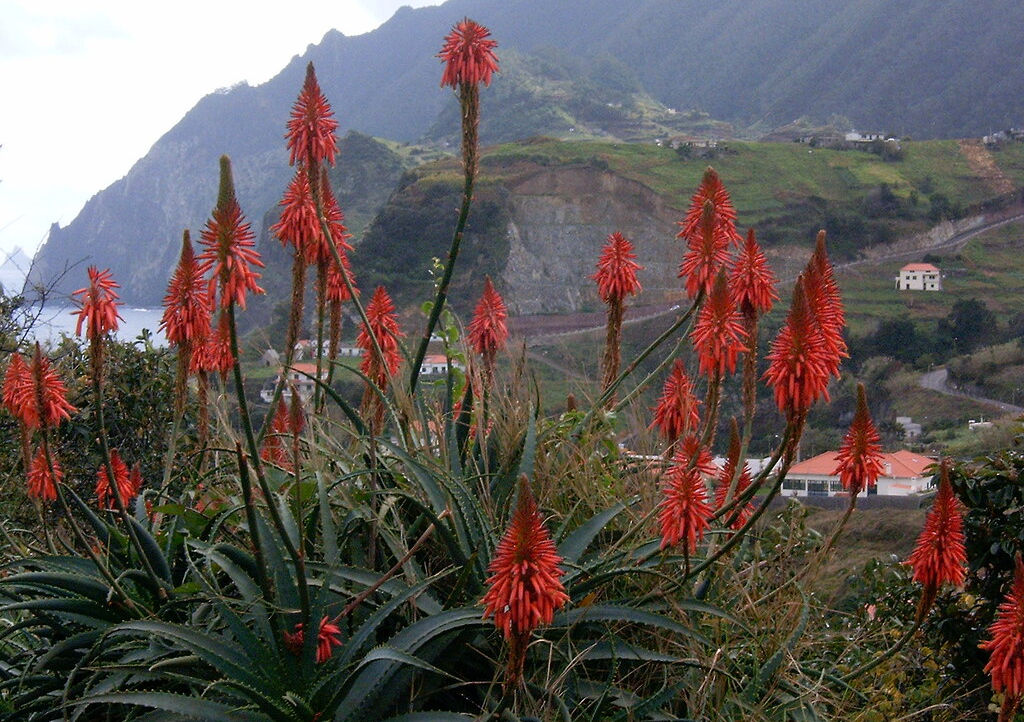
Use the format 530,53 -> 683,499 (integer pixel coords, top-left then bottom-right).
33,0 -> 1024,303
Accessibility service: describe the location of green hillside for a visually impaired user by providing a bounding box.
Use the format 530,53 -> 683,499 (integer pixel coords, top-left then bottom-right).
356,136 -> 1024,307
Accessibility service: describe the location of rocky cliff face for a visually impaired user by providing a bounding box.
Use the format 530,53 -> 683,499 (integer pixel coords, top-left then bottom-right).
502,168 -> 683,314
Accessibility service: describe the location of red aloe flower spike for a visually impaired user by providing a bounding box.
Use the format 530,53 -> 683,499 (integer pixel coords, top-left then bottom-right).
481,478 -> 568,689
715,420 -> 754,530
908,459 -> 966,621
326,248 -> 358,303
283,615 -> 343,663
468,276 -> 509,358
71,266 -> 123,340
357,286 -> 403,389
286,63 -> 339,169
190,313 -> 234,378
651,360 -> 701,443
7,346 -> 76,431
677,166 -> 741,245
762,275 -> 832,418
981,557 -> 1024,720
678,200 -> 732,299
3,353 -> 31,417
803,230 -> 846,376
658,435 -> 716,553
729,228 -> 778,317
438,18 -> 499,88
592,232 -> 643,303
198,156 -> 265,310
96,449 -> 142,510
161,231 -> 212,348
27,446 -> 60,502
689,270 -> 747,377
307,169 -> 353,267
832,383 -> 884,498
260,401 -> 292,470
272,167 -> 321,256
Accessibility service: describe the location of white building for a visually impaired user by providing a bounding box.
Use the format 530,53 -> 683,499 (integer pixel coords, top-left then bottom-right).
419,353 -> 465,376
260,363 -> 328,404
781,449 -> 935,498
896,263 -> 942,291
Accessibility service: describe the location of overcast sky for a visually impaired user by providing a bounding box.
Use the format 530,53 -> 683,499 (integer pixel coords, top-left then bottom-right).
0,0 -> 442,259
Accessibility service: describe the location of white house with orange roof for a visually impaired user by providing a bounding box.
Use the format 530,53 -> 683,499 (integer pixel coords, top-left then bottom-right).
896,263 -> 942,291
781,449 -> 935,497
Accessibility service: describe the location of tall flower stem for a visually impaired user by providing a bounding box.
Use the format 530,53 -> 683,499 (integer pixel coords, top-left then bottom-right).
601,299 -> 624,404
314,264 -> 328,413
89,344 -> 168,602
574,294 -> 703,440
409,150 -> 476,394
227,303 -> 311,630
690,416 -> 804,585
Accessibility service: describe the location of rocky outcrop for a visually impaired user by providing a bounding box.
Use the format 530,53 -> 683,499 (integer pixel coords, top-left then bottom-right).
502,167 -> 683,314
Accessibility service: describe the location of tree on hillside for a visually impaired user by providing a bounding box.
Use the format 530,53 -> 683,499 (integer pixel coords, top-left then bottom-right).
938,298 -> 999,355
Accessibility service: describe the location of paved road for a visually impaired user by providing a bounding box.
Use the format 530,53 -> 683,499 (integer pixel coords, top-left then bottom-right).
918,367 -> 1024,416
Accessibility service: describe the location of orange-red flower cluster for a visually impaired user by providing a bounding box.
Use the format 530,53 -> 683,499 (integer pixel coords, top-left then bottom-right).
438,18 -> 499,88
190,314 -> 234,376
284,615 -> 343,663
832,384 -> 884,497
307,173 -> 354,268
3,349 -> 76,430
803,232 -> 846,377
715,425 -> 754,530
592,232 -> 642,303
651,360 -> 700,442
326,251 -> 358,303
161,232 -> 211,348
689,271 -> 747,376
95,449 -> 142,510
468,276 -> 509,357
908,461 -> 966,607
260,395 -> 305,471
981,558 -> 1024,714
27,446 -> 60,502
72,266 -> 122,340
482,481 -> 568,639
357,286 -> 403,389
273,167 -> 321,255
762,233 -> 845,418
762,277 -> 832,418
729,229 -> 777,317
658,436 -> 716,553
286,63 -> 339,169
677,167 -> 740,245
678,200 -> 732,299
198,157 -> 264,310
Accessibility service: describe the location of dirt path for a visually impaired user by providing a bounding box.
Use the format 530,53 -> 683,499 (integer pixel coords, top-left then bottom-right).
918,367 -> 1024,416
959,139 -> 1015,195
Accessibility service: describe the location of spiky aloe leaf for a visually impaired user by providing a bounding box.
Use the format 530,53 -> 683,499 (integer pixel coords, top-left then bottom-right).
557,500 -> 631,564
335,608 -> 488,721
552,604 -> 711,646
71,691 -> 266,721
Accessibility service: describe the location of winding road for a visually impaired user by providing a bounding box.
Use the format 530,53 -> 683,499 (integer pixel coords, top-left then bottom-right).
918,367 -> 1024,416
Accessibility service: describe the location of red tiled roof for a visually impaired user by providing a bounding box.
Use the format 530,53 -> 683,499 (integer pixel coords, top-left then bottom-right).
900,263 -> 939,273
788,450 -> 935,479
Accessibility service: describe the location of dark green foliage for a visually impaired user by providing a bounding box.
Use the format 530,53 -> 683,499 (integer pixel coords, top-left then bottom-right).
354,179 -> 511,311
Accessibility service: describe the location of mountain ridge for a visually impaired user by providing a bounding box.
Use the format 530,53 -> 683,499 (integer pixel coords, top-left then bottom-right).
33,0 -> 1024,304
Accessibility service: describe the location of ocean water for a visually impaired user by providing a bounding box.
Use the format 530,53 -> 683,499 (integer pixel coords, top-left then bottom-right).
32,306 -> 167,347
